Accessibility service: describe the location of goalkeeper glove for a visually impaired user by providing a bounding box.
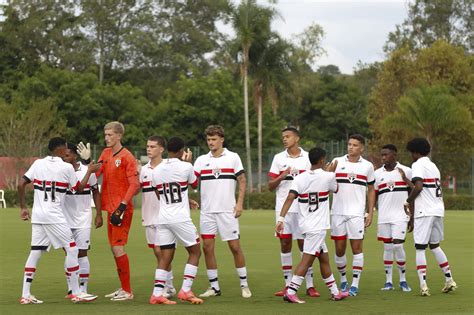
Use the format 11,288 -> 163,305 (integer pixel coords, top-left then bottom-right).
110,203 -> 126,226
77,142 -> 91,163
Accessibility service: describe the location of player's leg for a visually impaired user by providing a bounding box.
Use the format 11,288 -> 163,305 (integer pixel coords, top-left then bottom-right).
293,214 -> 317,297
428,217 -> 456,293
199,213 -> 221,297
414,216 -> 431,296
348,216 -> 365,296
148,226 -> 175,298
392,222 -> 411,292
75,228 -> 91,294
317,246 -> 349,301
275,213 -> 293,296
331,215 -> 348,291
377,223 -> 394,290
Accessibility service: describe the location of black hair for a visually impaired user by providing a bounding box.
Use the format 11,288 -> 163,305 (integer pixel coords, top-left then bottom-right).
282,126 -> 300,137
406,138 -> 430,156
348,133 -> 365,145
382,144 -> 397,153
66,142 -> 78,155
167,137 -> 185,153
48,137 -> 67,152
308,147 -> 326,165
148,135 -> 167,148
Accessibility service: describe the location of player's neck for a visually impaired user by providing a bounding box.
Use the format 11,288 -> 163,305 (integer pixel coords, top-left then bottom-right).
347,154 -> 361,163
150,156 -> 162,168
73,161 -> 80,171
310,165 -> 322,171
111,142 -> 122,155
287,146 -> 301,157
384,162 -> 397,171
211,147 -> 224,157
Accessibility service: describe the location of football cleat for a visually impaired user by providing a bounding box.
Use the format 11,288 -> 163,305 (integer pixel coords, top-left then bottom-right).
420,284 -> 431,296
331,291 -> 350,301
274,287 -> 286,297
164,286 -> 177,298
399,281 -> 412,292
306,287 -> 320,297
442,279 -> 457,293
381,282 -> 394,291
199,287 -> 221,297
71,292 -> 98,303
349,286 -> 359,296
65,290 -> 74,299
20,295 -> 44,304
177,289 -> 204,304
241,286 -> 252,298
149,294 -> 177,305
110,290 -> 134,301
105,288 -> 123,298
340,282 -> 349,292
283,293 -> 306,304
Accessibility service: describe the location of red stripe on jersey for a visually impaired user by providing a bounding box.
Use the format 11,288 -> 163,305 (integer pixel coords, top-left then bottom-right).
194,171 -> 200,177
178,181 -> 188,187
190,179 -> 198,189
331,235 -> 347,240
268,172 -> 279,178
417,265 -> 427,270
439,261 -> 449,268
335,173 -> 367,181
378,181 -> 408,189
24,267 -> 36,272
423,178 -> 437,183
201,234 -> 216,239
353,266 -> 363,270
33,179 -> 69,187
201,168 -> 235,175
300,193 -> 309,198
141,181 -> 152,187
298,191 -> 329,198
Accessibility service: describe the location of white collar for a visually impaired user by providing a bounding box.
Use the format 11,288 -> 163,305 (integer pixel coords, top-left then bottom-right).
208,148 -> 228,158
344,154 -> 363,162
382,162 -> 400,171
285,147 -> 304,158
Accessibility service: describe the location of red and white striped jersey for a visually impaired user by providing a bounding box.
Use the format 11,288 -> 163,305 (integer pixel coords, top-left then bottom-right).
411,156 -> 444,218
152,158 -> 198,224
64,163 -> 98,228
331,155 -> 375,217
268,148 -> 311,213
289,169 -> 337,233
194,149 -> 244,213
23,156 -> 79,224
374,163 -> 411,224
140,161 -> 160,226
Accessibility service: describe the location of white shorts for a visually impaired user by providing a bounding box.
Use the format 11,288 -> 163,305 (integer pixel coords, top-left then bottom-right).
331,215 -> 365,240
377,222 -> 408,243
71,228 -> 91,250
414,216 -> 444,245
275,212 -> 303,240
200,212 -> 240,241
303,231 -> 329,256
145,225 -> 160,248
31,223 -> 75,250
157,221 -> 200,248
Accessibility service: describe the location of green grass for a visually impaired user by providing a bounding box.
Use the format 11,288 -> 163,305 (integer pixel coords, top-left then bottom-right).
0,209 -> 473,314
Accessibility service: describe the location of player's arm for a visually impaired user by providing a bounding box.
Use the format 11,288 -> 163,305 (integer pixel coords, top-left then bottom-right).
405,179 -> 422,211
18,176 -> 31,221
77,162 -> 101,193
268,167 -> 290,191
275,191 -> 297,233
365,183 -> 376,228
398,167 -> 414,190
234,173 -> 246,218
92,188 -> 103,228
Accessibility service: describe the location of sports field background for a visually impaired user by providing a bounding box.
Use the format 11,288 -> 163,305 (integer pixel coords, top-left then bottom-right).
0,209 -> 473,314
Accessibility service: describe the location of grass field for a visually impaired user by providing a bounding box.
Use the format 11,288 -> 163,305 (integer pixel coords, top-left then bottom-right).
0,209 -> 473,314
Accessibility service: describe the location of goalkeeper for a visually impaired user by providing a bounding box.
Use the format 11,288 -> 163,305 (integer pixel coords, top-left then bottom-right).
77,121 -> 139,301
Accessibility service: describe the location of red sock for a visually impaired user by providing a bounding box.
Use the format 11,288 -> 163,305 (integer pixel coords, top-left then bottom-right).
115,254 -> 131,293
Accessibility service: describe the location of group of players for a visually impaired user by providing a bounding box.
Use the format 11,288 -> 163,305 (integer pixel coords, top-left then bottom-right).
17,121 -> 457,305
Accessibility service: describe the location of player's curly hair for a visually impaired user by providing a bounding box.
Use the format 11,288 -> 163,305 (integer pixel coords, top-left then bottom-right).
406,138 -> 430,156
66,142 -> 78,155
309,147 -> 326,165
48,137 -> 67,152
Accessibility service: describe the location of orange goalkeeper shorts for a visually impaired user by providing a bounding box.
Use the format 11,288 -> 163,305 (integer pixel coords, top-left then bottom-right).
106,208 -> 133,246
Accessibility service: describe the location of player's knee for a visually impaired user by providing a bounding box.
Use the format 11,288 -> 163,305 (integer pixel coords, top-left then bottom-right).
65,245 -> 79,257
280,239 -> 292,252
415,243 -> 428,250
78,249 -> 88,257
228,243 -> 242,256
429,243 -> 440,250
111,246 -> 125,257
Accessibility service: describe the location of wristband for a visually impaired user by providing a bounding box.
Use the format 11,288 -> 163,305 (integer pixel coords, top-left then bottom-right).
277,216 -> 285,223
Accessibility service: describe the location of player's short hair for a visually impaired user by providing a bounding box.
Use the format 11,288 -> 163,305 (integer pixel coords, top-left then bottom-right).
148,135 -> 166,148
104,121 -> 125,135
48,137 -> 67,152
167,137 -> 185,153
282,126 -> 300,136
406,138 -> 431,156
205,125 -> 225,138
308,147 -> 326,165
382,144 -> 397,152
348,133 -> 365,145
66,142 -> 78,155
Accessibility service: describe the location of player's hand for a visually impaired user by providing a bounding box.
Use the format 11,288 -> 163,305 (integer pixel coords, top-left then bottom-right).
407,219 -> 414,233
234,204 -> 243,218
364,212 -> 373,228
403,202 -> 411,216
182,148 -> 193,163
95,213 -> 103,229
281,167 -> 291,178
275,221 -> 284,234
325,159 -> 338,172
189,199 -> 199,210
110,203 -> 126,226
77,142 -> 91,160
20,208 -> 30,221
87,160 -> 101,173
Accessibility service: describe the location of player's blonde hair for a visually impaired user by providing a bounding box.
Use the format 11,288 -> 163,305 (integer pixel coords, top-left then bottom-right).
104,121 -> 125,135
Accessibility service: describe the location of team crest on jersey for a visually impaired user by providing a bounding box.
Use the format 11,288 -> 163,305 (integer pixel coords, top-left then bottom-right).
348,172 -> 356,183
290,168 -> 299,177
115,159 -> 121,167
387,181 -> 395,191
213,167 -> 221,178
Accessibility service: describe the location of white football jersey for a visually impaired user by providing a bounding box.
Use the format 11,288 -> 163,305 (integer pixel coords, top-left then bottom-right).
64,163 -> 98,228
411,156 -> 444,218
152,158 -> 198,224
140,161 -> 160,226
194,149 -> 244,213
374,163 -> 411,224
290,169 -> 337,234
268,148 -> 311,213
331,155 -> 375,217
23,156 -> 79,224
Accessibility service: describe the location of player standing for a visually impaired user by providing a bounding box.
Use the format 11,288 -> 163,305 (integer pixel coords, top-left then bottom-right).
194,125 -> 251,298
276,148 -> 349,304
268,127 -> 319,297
149,137 -> 203,305
140,136 -> 176,300
405,138 -> 457,296
374,144 -> 411,292
18,137 -> 98,304
328,134 -> 375,296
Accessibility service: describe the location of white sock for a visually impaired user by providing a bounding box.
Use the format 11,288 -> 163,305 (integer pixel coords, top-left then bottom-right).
78,256 -> 90,293
166,270 -> 175,289
182,264 -> 198,292
393,243 -> 407,282
300,251 -> 313,288
323,274 -> 339,296
431,247 -> 453,281
153,269 -> 168,296
65,245 -> 80,295
287,275 -> 304,295
351,253 -> 364,288
236,267 -> 248,288
207,269 -> 220,291
416,249 -> 427,287
335,254 -> 347,283
383,243 -> 394,284
22,250 -> 42,298
281,252 -> 292,286
64,260 -> 72,293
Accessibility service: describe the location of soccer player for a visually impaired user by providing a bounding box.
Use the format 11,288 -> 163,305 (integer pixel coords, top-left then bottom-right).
149,137 -> 203,305
92,121 -> 140,301
194,125 -> 251,298
62,143 -> 102,296
268,127 -> 319,297
140,136 -> 176,299
374,144 -> 412,292
328,134 -> 375,296
405,138 -> 457,296
18,137 -> 98,304
276,147 -> 349,303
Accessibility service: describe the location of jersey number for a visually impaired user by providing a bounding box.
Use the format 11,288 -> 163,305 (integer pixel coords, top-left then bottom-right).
308,192 -> 319,213
43,181 -> 56,202
163,182 -> 182,204
435,179 -> 442,197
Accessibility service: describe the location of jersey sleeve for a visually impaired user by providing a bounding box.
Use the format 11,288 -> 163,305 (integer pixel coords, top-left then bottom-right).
89,173 -> 98,190
188,164 -> 198,189
411,162 -> 423,183
328,172 -> 338,193
404,167 -> 413,181
193,157 -> 202,177
367,163 -> 375,185
23,160 -> 38,182
268,156 -> 279,178
234,154 -> 245,177
289,176 -> 301,196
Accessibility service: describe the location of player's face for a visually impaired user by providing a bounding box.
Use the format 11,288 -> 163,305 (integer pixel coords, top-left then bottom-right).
62,149 -> 77,165
146,140 -> 163,159
348,138 -> 364,157
56,145 -> 68,159
207,135 -> 224,152
282,131 -> 299,149
381,149 -> 396,166
104,129 -> 121,147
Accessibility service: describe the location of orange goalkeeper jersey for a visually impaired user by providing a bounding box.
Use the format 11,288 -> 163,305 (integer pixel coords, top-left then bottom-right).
97,147 -> 139,213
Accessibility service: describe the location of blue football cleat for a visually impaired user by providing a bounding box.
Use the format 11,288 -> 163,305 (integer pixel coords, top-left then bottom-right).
349,286 -> 359,296
399,281 -> 412,292
381,282 -> 394,291
340,282 -> 348,292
